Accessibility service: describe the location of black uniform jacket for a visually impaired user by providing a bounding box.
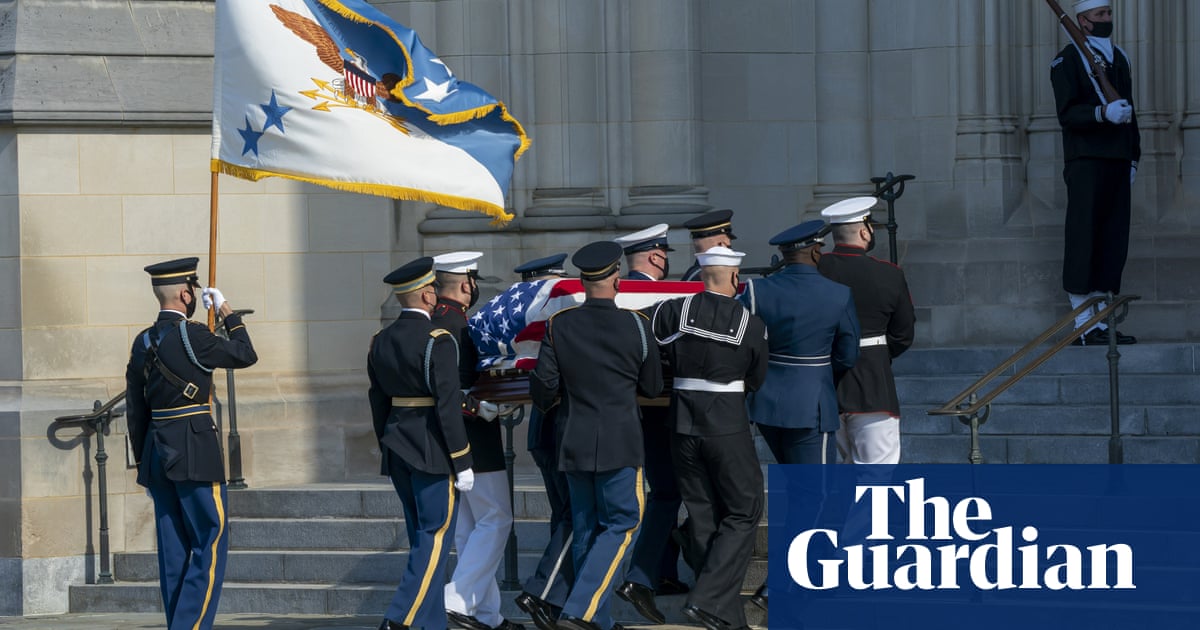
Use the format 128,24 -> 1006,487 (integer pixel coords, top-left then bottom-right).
679,262 -> 701,282
125,311 -> 258,486
818,245 -> 915,415
1050,42 -> 1140,163
650,291 -> 768,436
531,297 -> 663,473
432,297 -> 503,473
368,310 -> 473,475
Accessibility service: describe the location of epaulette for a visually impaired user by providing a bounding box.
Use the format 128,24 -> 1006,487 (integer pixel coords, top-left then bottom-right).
623,308 -> 650,320
546,306 -> 579,323
430,328 -> 451,338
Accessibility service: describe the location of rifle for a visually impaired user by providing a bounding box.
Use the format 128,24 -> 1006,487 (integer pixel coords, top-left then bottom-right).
1044,0 -> 1121,103
742,254 -> 784,277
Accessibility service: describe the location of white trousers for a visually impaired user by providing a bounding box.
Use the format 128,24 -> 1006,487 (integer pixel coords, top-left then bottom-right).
445,470 -> 513,627
836,412 -> 901,465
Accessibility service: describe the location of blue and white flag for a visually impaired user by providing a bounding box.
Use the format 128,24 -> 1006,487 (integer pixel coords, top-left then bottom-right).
211,0 -> 529,222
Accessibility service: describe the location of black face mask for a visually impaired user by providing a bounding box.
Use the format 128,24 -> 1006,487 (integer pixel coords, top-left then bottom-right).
1088,20 -> 1113,38
467,278 -> 480,309
865,224 -> 877,253
184,286 -> 198,318
650,252 -> 670,280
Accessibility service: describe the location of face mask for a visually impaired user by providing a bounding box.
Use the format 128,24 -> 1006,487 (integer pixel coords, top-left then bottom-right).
1088,20 -> 1113,38
651,252 -> 670,279
467,278 -> 480,309
184,286 -> 197,318
865,224 -> 877,253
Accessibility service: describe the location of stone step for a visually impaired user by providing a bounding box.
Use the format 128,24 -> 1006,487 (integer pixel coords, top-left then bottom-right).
111,549 -> 768,589
896,373 -> 1200,406
891,344 -> 1199,377
68,583 -> 767,626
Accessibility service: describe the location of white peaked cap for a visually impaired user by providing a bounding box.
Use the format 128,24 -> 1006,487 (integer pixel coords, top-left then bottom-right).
613,223 -> 672,253
696,246 -> 746,268
1073,0 -> 1111,14
820,197 -> 879,224
432,251 -> 483,273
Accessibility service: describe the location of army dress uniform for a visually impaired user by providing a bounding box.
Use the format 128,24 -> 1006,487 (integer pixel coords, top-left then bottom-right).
512,254 -> 575,630
530,241 -> 664,630
650,247 -> 768,629
125,257 -> 258,630
679,209 -> 736,282
740,221 -> 860,465
819,198 -> 916,464
369,258 -> 474,630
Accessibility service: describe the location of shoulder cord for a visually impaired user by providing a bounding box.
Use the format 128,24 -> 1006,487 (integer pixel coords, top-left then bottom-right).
178,319 -> 213,373
423,334 -> 460,392
630,310 -> 648,363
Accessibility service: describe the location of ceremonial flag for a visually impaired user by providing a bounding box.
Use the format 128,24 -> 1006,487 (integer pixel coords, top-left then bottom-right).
211,0 -> 529,222
469,279 -> 704,371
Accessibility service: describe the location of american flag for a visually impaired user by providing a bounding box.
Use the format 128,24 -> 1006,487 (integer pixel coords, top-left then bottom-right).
343,63 -> 377,107
468,278 -> 704,371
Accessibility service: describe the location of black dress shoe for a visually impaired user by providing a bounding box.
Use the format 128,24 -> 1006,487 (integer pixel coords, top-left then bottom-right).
448,610 -> 494,630
556,615 -> 602,630
514,592 -> 557,630
748,584 -> 768,612
682,604 -> 730,630
1072,327 -> 1137,346
655,576 -> 690,596
615,580 -> 666,624
379,620 -> 408,630
494,620 -> 527,630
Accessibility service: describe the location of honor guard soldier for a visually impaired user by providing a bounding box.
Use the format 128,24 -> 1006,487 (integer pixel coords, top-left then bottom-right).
818,198 -> 916,464
512,254 -> 576,630
650,247 -> 768,630
1051,0 -> 1140,345
613,225 -> 688,622
530,241 -> 663,630
369,257 -> 475,630
125,257 -> 258,630
434,253 -> 524,630
679,209 -> 737,281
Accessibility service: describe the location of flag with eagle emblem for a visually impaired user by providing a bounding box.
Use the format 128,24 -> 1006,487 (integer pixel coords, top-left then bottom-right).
211,0 -> 529,223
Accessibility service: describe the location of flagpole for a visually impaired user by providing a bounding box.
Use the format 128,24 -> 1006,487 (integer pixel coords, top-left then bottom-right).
207,171 -> 219,331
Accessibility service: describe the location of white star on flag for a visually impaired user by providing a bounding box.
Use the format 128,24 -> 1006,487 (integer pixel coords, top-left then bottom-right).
414,77 -> 458,103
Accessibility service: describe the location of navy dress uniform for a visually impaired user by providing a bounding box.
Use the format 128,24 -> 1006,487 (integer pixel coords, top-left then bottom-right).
512,254 -> 576,630
125,257 -> 258,630
433,252 -> 522,630
679,209 -> 736,282
369,257 -> 475,630
1050,0 -> 1140,345
819,198 -> 916,464
650,247 -> 768,630
530,241 -> 664,630
740,221 -> 860,465
612,224 -> 686,619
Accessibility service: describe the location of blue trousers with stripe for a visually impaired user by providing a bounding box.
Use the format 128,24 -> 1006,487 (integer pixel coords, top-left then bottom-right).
563,467 -> 644,630
144,439 -> 229,630
384,452 -> 460,630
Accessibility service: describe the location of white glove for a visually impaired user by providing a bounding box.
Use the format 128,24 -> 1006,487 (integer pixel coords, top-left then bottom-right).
1130,166 -> 1136,186
454,468 -> 475,492
1103,99 -> 1132,124
477,401 -> 500,421
201,287 -> 226,312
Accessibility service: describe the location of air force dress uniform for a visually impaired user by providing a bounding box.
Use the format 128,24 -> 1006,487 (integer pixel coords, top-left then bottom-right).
369,257 -> 474,630
679,209 -> 736,282
650,247 -> 768,630
530,241 -> 664,630
125,257 -> 258,630
818,198 -> 916,464
740,221 -> 860,465
433,252 -> 521,630
514,254 -> 575,630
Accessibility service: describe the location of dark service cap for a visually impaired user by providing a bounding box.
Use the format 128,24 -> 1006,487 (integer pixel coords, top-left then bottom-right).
572,241 -> 623,281
384,256 -> 436,294
144,257 -> 200,286
683,209 -> 736,240
769,220 -> 828,251
514,253 -> 569,280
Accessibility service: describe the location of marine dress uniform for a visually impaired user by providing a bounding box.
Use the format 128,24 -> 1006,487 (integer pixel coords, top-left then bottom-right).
818,198 -> 916,464
650,247 -> 768,630
125,257 -> 257,630
679,209 -> 736,282
739,221 -> 860,465
369,257 -> 474,630
512,254 -> 576,630
530,241 -> 664,630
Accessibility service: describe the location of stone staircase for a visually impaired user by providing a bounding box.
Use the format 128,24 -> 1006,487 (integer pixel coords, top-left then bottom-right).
69,480 -> 768,626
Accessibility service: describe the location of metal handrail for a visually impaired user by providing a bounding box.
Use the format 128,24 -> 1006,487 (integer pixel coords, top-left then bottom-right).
56,392 -> 127,585
928,293 -> 1140,463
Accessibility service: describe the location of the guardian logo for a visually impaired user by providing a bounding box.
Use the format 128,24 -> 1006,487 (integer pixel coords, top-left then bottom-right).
787,478 -> 1135,591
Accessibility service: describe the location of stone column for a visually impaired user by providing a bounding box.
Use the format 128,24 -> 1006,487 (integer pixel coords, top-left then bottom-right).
1129,0 -> 1186,226
618,0 -> 709,228
953,0 -> 1024,235
1024,0 -> 1067,223
807,0 -> 873,212
1184,2 -> 1200,218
